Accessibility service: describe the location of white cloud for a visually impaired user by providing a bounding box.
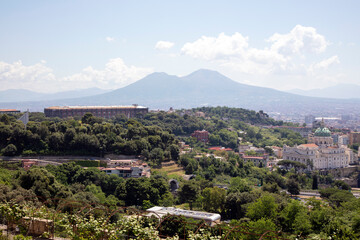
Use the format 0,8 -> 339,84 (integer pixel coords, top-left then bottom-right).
155,41 -> 174,50
62,58 -> 153,89
181,33 -> 249,60
0,60 -> 56,92
106,37 -> 115,42
268,25 -> 329,56
311,55 -> 340,70
181,25 -> 339,85
0,58 -> 153,92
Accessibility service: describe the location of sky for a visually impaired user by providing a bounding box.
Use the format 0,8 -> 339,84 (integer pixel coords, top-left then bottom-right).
0,0 -> 359,93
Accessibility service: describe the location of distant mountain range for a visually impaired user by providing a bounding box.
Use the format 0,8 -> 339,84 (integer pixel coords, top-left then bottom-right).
0,88 -> 110,103
1,69 -> 360,115
287,84 -> 360,99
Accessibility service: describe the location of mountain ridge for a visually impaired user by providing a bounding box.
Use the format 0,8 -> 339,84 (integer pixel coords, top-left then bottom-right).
287,83 -> 360,99
0,69 -> 360,115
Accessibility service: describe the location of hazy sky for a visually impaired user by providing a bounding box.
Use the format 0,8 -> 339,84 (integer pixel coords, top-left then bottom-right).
0,1 -> 359,93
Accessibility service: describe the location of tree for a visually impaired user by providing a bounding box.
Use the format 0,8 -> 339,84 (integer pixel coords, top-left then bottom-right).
0,124 -> 11,148
149,148 -> 164,165
178,181 -> 199,210
333,180 -> 351,191
64,128 -> 76,145
246,218 -> 278,240
82,113 -> 96,125
287,179 -> 300,195
2,144 -> 17,156
280,199 -> 307,232
202,187 -> 226,213
262,182 -> 279,193
124,178 -> 161,206
225,192 -> 258,219
228,177 -> 252,193
246,194 -> 278,220
319,188 -> 355,207
71,133 -> 100,154
309,208 -> 331,233
0,114 -> 11,125
168,144 -> 180,160
48,132 -> 64,151
293,210 -> 312,236
264,172 -> 286,189
18,167 -> 63,201
312,174 -> 318,190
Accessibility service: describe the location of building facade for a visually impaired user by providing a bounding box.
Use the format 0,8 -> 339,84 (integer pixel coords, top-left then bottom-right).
241,154 -> 269,167
0,109 -> 20,114
191,130 -> 209,143
44,105 -> 148,119
283,124 -> 351,170
99,159 -> 150,178
349,132 -> 360,145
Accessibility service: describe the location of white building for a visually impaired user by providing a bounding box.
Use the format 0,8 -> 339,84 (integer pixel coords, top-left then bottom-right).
146,206 -> 221,226
283,124 -> 352,170
99,159 -> 150,178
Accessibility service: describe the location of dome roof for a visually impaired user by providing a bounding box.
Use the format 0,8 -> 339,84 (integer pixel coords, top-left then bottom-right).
314,127 -> 331,137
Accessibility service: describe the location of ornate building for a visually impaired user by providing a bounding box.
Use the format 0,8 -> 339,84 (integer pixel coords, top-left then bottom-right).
283,123 -> 352,170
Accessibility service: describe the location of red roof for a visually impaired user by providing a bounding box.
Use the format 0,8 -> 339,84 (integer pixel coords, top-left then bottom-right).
243,156 -> 265,159
209,147 -> 233,151
0,109 -> 19,112
115,167 -> 132,170
299,144 -> 318,148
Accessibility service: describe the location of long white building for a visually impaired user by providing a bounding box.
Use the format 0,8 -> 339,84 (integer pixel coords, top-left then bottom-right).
283,124 -> 353,170
146,206 -> 221,226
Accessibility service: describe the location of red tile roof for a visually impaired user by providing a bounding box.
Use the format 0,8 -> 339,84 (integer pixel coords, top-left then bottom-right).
0,109 -> 19,112
208,147 -> 233,151
299,144 -> 318,148
243,156 -> 265,159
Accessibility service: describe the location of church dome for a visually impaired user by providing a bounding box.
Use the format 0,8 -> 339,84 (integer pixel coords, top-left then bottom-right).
314,127 -> 331,137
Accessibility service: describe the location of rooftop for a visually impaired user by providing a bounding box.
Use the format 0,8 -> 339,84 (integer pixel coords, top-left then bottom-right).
314,126 -> 331,137
45,105 -> 147,110
242,156 -> 266,159
0,109 -> 19,112
299,143 -> 319,148
209,147 -> 233,151
147,206 -> 221,222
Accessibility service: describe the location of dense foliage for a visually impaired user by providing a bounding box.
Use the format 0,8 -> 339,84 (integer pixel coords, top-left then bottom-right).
0,107 -> 358,239
0,113 -> 180,166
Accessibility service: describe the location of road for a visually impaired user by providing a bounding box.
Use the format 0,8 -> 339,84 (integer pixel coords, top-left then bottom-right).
299,190 -> 360,198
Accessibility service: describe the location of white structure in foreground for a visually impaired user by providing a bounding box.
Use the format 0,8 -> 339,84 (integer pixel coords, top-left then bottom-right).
146,206 -> 221,226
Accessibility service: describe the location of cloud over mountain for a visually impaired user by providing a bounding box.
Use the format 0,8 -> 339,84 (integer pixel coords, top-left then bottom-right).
0,58 -> 153,92
181,25 -> 332,75
62,58 -> 153,90
180,25 -> 341,90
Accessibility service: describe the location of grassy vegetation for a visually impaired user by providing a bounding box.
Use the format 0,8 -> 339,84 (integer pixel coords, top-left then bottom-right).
0,168 -> 15,185
153,161 -> 185,177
